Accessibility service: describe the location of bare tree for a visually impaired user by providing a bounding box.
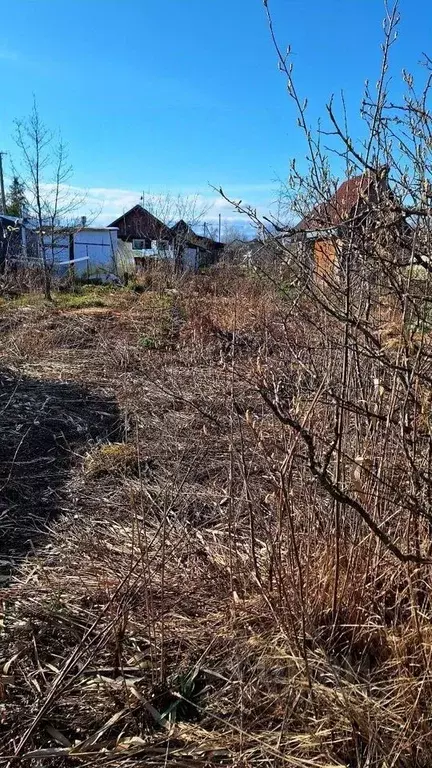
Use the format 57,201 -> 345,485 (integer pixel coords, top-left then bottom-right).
219,221 -> 250,244
141,191 -> 211,231
139,191 -> 216,270
221,2 -> 432,566
13,101 -> 83,299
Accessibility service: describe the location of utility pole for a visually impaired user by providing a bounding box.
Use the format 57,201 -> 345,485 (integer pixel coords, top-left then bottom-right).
0,152 -> 7,213
218,213 -> 221,243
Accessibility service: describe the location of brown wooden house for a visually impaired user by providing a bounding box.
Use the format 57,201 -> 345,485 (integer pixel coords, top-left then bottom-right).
286,167 -> 408,280
109,205 -> 224,272
108,205 -> 175,270
171,219 -> 224,270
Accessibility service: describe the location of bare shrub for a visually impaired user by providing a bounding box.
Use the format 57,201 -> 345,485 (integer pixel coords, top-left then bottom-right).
4,4 -> 432,767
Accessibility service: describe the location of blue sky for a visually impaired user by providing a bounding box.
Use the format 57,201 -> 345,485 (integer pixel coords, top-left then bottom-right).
0,0 -> 431,228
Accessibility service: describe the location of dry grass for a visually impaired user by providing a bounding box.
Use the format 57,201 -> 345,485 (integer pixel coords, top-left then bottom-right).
1,270 -> 432,767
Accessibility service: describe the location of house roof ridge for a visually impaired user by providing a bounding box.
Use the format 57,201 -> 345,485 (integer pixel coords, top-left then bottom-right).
296,166 -> 390,232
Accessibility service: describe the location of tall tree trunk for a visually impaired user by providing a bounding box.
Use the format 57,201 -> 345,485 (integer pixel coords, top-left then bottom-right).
40,238 -> 52,301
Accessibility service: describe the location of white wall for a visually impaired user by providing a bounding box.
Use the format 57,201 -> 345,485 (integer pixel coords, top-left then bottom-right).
45,229 -> 118,276
120,240 -> 203,273
74,229 -> 117,274
132,240 -> 175,260
45,235 -> 69,268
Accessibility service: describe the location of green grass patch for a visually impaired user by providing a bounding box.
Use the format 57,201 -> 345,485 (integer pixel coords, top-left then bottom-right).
0,284 -> 178,313
139,335 -> 158,349
53,293 -> 107,309
0,293 -> 52,310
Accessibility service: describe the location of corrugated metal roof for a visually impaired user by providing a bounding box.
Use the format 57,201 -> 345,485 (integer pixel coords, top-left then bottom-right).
77,227 -> 118,232
0,213 -> 23,224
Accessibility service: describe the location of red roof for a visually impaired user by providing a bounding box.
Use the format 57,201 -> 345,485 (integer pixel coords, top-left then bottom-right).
297,171 -> 382,231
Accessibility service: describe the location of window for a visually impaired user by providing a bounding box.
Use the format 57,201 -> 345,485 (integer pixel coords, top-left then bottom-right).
132,238 -> 151,250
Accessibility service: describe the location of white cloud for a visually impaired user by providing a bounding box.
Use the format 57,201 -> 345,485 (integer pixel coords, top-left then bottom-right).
62,184 -> 272,232
12,176 -> 274,236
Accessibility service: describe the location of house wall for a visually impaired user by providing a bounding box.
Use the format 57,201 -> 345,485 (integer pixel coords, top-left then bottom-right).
44,236 -> 69,271
130,240 -> 175,262
0,216 -> 42,267
128,241 -> 199,273
198,248 -> 221,269
45,229 -> 118,277
314,239 -> 337,280
112,206 -> 172,243
74,229 -> 117,274
183,247 -> 198,271
0,218 -> 25,266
